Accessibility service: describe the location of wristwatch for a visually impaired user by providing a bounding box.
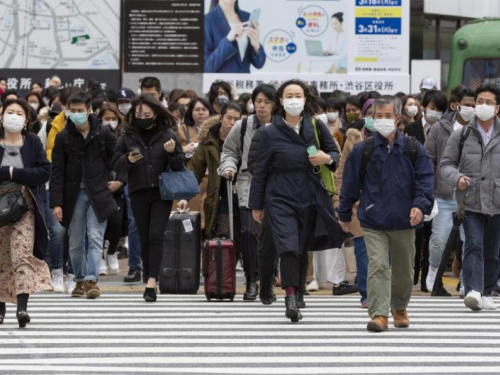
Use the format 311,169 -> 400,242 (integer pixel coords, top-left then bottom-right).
327,156 -> 334,166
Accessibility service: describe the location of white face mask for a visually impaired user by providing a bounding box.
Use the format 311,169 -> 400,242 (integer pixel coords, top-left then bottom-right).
406,105 -> 418,117
315,113 -> 328,125
30,103 -> 40,111
104,121 -> 119,130
426,108 -> 443,122
247,104 -> 255,114
283,98 -> 304,117
374,118 -> 396,137
118,103 -> 132,115
458,106 -> 475,122
64,109 -> 71,118
3,113 -> 26,133
327,112 -> 339,122
475,104 -> 497,121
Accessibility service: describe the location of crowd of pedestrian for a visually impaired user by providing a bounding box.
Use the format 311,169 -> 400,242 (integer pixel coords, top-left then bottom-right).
0,74 -> 499,332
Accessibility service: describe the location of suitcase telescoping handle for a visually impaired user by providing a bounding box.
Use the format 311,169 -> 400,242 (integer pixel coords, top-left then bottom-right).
227,179 -> 234,241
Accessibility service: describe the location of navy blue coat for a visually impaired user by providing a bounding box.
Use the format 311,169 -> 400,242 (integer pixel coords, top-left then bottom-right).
204,5 -> 266,73
337,131 -> 434,231
249,115 -> 346,255
0,134 -> 51,260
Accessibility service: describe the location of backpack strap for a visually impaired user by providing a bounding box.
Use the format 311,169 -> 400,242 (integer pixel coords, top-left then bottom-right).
458,126 -> 472,163
361,137 -> 380,193
236,117 -> 248,173
404,136 -> 418,167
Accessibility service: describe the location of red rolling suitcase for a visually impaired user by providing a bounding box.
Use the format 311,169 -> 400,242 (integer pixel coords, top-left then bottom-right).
202,180 -> 237,301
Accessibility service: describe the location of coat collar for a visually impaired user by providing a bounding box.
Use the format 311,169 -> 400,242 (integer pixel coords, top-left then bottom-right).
275,114 -> 316,147
373,129 -> 405,150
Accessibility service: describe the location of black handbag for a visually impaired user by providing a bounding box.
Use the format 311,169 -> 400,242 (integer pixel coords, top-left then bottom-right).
0,190 -> 28,228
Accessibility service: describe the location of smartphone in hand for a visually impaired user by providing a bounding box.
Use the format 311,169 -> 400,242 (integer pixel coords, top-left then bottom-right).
307,145 -> 318,156
130,147 -> 142,156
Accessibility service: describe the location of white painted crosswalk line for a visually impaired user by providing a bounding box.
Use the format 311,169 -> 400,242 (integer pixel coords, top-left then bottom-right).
1,294 -> 500,374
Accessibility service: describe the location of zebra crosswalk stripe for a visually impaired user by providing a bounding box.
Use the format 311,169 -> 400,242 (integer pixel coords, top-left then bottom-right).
1,294 -> 500,374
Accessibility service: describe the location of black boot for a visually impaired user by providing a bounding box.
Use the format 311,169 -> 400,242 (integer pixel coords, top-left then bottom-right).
0,302 -> 5,324
243,274 -> 259,301
259,284 -> 277,305
143,287 -> 157,302
297,293 -> 306,309
16,294 -> 30,328
285,295 -> 302,323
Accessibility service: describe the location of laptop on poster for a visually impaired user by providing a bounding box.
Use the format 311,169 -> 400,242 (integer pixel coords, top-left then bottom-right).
305,40 -> 324,57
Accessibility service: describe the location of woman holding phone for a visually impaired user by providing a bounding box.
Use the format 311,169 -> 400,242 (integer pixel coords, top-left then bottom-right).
112,95 -> 184,302
205,0 -> 266,73
249,80 -> 346,323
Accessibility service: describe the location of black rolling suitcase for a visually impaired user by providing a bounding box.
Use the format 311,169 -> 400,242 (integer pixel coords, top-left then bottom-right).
160,211 -> 201,294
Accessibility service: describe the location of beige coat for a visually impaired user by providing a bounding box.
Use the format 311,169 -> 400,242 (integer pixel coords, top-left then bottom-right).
333,128 -> 363,238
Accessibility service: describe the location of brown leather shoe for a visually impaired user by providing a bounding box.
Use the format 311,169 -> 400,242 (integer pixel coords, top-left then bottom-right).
392,309 -> 410,328
84,281 -> 101,299
367,316 -> 388,332
71,282 -> 85,298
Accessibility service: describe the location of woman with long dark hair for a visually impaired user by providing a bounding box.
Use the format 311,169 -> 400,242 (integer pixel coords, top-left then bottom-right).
112,95 -> 184,302
205,0 -> 266,73
249,79 -> 345,322
0,99 -> 52,328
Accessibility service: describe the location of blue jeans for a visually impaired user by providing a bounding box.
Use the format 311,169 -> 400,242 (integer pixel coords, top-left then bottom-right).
462,212 -> 500,296
46,190 -> 73,274
125,185 -> 142,271
68,190 -> 107,283
429,197 -> 458,269
354,237 -> 368,303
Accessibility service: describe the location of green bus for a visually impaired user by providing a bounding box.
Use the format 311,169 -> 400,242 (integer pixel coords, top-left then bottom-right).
448,18 -> 500,94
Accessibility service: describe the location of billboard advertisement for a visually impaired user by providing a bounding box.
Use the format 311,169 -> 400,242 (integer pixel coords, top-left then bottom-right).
203,0 -> 410,94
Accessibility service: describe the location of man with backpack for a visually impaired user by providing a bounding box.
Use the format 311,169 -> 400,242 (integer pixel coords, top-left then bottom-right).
218,84 -> 276,302
440,84 -> 500,311
337,95 -> 434,332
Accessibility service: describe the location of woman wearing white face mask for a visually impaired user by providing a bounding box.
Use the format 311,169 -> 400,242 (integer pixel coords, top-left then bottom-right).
401,96 -> 422,129
98,105 -> 126,276
249,80 -> 347,323
0,99 -> 53,328
406,90 -> 448,146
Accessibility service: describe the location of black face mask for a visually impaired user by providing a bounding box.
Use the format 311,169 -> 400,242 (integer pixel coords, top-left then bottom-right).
135,117 -> 155,130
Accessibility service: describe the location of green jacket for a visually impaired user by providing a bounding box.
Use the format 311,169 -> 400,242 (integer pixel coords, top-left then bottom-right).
190,116 -> 222,239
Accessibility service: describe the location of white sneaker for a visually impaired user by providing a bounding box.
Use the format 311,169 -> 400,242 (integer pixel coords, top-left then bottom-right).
482,296 -> 497,310
318,281 -> 326,290
307,279 -> 319,292
236,259 -> 243,272
426,266 -> 438,291
107,253 -> 119,275
65,274 -> 76,294
51,269 -> 65,293
464,290 -> 483,311
99,259 -> 108,276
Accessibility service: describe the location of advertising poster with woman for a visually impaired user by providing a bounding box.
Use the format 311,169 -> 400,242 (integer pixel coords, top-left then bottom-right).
204,0 -> 409,94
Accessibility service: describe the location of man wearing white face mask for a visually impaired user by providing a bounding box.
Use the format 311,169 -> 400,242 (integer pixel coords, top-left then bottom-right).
406,91 -> 448,145
337,95 -> 434,332
116,88 -> 135,116
424,88 -> 475,295
441,85 -> 500,312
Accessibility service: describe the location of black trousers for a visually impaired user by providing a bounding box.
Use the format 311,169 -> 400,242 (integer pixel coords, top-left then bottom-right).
258,213 -> 278,289
129,188 -> 173,281
105,195 -> 125,255
414,220 -> 432,285
239,207 -> 258,277
280,251 -> 309,290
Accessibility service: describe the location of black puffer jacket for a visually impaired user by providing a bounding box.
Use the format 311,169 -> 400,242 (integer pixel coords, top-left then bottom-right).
112,126 -> 184,195
50,114 -> 119,227
247,126 -> 265,176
